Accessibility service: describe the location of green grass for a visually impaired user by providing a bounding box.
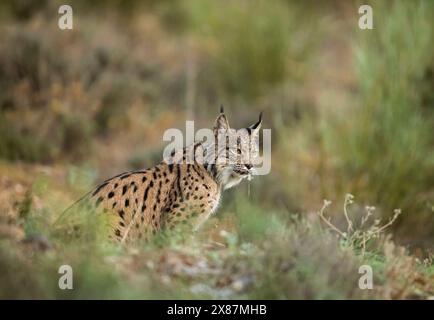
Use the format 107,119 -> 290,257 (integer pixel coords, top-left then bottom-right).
0,178 -> 432,299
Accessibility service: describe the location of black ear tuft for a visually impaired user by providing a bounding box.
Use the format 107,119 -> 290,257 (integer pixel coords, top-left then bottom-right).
250,112 -> 263,130
220,104 -> 225,114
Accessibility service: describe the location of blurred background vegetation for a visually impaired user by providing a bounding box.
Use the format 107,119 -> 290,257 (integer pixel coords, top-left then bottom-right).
0,0 -> 433,299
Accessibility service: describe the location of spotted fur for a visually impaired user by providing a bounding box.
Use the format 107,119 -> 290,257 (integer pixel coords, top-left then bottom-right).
88,107 -> 262,242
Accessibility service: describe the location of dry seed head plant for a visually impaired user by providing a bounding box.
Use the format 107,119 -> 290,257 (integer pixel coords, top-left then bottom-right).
317,194 -> 402,255
316,194 -> 433,299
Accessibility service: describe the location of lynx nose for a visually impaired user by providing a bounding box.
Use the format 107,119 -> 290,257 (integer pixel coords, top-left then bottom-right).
245,164 -> 253,170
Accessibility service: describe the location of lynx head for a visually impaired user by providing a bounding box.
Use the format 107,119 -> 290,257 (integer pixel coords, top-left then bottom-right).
210,106 -> 262,190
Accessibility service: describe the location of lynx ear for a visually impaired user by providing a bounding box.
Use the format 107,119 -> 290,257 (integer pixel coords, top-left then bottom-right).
248,112 -> 262,134
214,105 -> 230,133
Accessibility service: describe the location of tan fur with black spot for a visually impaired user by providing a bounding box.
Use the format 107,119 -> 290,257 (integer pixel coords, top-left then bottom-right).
86,107 -> 262,243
